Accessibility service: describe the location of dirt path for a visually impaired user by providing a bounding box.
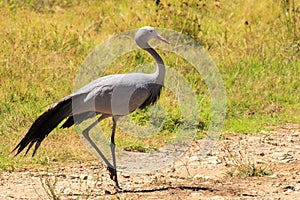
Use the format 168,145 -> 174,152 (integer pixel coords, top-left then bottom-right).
1,123 -> 299,199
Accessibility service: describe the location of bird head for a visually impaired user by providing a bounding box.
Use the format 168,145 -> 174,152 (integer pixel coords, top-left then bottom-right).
135,26 -> 169,48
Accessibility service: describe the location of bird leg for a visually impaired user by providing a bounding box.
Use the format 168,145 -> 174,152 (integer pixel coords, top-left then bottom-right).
82,114 -> 114,171
82,114 -> 121,191
108,116 -> 121,191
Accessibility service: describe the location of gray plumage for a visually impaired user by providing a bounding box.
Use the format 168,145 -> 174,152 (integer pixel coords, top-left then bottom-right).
12,26 -> 169,190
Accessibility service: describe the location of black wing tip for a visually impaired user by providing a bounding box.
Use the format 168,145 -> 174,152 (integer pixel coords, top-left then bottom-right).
24,141 -> 35,157
11,139 -> 27,157
11,139 -> 40,157
32,141 -> 41,157
10,144 -> 21,157
11,97 -> 73,158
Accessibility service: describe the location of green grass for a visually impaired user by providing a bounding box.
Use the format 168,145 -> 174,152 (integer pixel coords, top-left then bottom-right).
0,0 -> 299,169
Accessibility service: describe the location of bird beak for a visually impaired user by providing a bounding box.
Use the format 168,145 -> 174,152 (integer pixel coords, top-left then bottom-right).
156,35 -> 170,44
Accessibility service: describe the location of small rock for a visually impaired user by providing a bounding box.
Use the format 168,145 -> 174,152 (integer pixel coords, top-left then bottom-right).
104,190 -> 111,194
241,193 -> 258,197
274,182 -> 281,187
278,153 -> 294,163
80,174 -> 88,180
268,174 -> 278,178
122,174 -> 130,178
259,152 -> 265,156
70,174 -> 79,179
190,192 -> 202,199
57,173 -> 67,178
283,185 -> 295,192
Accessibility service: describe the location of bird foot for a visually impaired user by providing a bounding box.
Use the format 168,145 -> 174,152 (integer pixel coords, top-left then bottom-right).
107,166 -> 122,192
115,185 -> 122,193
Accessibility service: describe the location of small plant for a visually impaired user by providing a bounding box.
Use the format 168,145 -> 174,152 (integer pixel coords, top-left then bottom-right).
220,143 -> 272,178
39,169 -> 60,200
151,175 -> 172,186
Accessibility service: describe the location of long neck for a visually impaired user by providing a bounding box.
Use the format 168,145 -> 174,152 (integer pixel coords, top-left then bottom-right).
144,45 -> 165,85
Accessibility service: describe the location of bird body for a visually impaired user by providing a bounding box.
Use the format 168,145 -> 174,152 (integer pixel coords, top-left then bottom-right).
73,72 -> 162,114
12,26 -> 168,191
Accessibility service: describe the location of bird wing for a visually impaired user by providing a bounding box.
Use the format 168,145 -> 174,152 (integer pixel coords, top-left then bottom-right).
70,73 -> 158,116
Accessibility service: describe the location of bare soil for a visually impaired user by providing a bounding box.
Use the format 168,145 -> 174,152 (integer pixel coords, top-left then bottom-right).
1,123 -> 299,199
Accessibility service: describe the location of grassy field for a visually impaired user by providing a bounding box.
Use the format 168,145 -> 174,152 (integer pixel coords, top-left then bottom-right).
0,0 -> 299,170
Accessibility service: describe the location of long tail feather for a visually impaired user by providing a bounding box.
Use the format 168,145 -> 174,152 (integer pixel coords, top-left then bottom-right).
12,97 -> 72,156
60,111 -> 98,129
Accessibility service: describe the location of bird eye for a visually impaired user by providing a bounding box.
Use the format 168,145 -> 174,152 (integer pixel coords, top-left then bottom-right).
149,30 -> 153,33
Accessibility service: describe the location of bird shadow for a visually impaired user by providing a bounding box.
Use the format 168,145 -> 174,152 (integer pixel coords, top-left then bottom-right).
119,185 -> 218,194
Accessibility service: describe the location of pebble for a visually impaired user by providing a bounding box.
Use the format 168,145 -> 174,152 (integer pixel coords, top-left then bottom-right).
274,182 -> 282,187
190,192 -> 203,199
268,174 -> 278,178
80,174 -> 88,180
122,174 -> 131,178
70,174 -> 79,179
283,185 -> 296,192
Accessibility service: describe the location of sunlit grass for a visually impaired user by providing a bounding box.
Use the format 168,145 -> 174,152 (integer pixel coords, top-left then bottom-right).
0,0 -> 299,170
